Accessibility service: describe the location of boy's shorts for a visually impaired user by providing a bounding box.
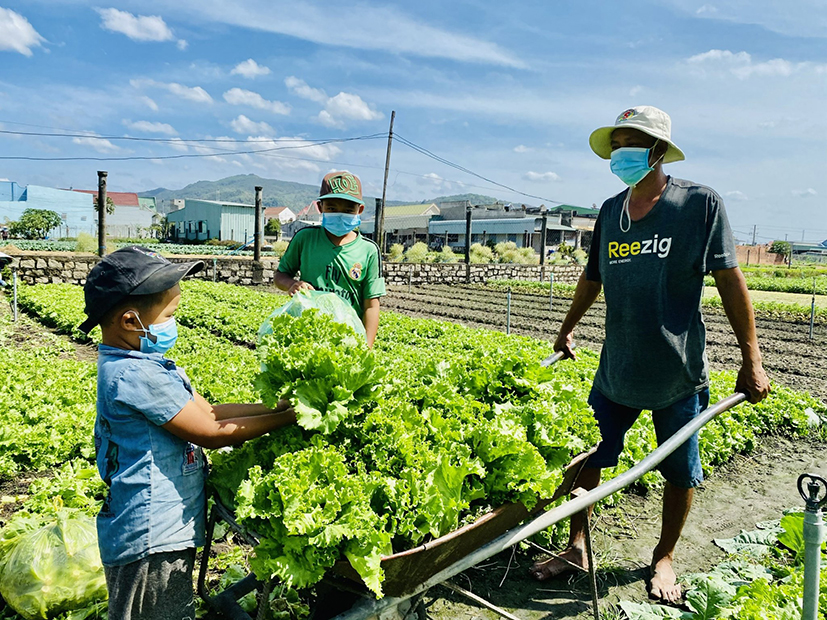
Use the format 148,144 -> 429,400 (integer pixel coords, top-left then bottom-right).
104,548 -> 196,620
586,386 -> 709,488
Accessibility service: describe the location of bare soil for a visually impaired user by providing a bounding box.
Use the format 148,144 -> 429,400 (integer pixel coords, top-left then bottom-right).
421,435 -> 827,620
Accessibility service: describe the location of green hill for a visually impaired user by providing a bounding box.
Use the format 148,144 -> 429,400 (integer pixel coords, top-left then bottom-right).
141,175 -> 503,215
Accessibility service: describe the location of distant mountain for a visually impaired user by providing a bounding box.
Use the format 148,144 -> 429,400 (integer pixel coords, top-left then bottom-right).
140,175 -> 504,216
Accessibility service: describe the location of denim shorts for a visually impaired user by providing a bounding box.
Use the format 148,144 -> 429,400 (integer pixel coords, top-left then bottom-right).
586,386 -> 709,488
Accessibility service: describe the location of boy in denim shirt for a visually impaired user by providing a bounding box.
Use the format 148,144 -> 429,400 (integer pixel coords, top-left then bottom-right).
79,246 -> 295,620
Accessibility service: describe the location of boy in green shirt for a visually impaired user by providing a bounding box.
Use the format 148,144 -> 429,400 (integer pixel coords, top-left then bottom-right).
275,171 -> 386,346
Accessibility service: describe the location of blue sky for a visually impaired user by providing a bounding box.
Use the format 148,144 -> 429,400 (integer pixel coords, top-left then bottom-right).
1,0 -> 825,243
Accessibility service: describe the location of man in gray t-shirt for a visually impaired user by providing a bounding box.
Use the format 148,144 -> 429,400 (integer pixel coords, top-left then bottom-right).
530,106 -> 769,603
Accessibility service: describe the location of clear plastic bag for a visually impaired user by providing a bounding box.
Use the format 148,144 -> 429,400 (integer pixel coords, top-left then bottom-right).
0,511 -> 107,620
259,290 -> 366,342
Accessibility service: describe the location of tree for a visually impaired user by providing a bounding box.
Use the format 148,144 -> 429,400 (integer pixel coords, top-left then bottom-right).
265,218 -> 281,237
93,195 -> 116,215
769,240 -> 792,257
8,209 -> 63,239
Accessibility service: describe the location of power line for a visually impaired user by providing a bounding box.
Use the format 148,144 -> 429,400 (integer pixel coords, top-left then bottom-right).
395,134 -> 566,205
0,125 -> 386,145
0,135 -> 386,162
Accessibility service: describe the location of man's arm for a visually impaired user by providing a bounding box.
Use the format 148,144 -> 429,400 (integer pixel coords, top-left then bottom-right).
555,271 -> 602,358
712,267 -> 770,403
363,297 -> 380,348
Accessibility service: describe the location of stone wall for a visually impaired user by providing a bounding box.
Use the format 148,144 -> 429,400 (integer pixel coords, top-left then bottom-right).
4,251 -> 583,287
383,262 -> 583,286
8,252 -> 278,286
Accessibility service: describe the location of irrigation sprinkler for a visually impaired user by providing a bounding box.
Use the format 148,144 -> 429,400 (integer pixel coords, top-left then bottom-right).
809,278 -> 816,341
506,287 -> 512,335
798,473 -> 826,620
549,271 -> 554,313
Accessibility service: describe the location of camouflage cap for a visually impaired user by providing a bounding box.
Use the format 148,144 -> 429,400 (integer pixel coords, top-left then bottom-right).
318,171 -> 364,205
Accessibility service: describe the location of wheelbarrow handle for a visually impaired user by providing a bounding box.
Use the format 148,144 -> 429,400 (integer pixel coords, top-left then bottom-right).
540,350 -> 566,367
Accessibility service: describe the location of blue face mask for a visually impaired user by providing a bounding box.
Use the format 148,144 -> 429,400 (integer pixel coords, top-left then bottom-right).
134,313 -> 178,354
322,212 -> 361,237
610,147 -> 656,187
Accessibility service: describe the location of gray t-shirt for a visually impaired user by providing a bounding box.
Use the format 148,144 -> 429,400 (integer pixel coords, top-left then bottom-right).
585,177 -> 738,410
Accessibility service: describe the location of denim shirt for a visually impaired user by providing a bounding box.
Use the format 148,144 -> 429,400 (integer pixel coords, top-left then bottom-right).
95,345 -> 207,566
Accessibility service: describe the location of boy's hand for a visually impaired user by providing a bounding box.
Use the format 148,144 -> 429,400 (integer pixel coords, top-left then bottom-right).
288,280 -> 315,296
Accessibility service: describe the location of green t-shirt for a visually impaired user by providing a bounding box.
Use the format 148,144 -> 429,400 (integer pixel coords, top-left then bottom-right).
277,227 -> 386,318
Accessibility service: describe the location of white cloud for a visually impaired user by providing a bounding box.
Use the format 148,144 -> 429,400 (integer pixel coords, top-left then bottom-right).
72,135 -> 121,153
124,120 -> 177,135
140,96 -> 159,111
232,59 -> 271,78
162,2 -> 524,67
523,171 -> 561,182
686,49 -> 825,79
629,85 -> 644,97
318,92 -> 383,128
0,8 -> 45,57
223,88 -> 290,115
513,145 -> 531,153
792,188 -> 817,197
285,76 -> 327,103
168,138 -> 189,152
131,79 -> 213,104
230,115 -> 275,135
177,39 -> 188,51
724,190 -> 749,201
285,77 -> 382,128
97,8 -> 185,50
244,136 -> 341,173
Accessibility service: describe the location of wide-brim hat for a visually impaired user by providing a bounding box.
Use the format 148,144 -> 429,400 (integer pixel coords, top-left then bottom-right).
318,171 -> 365,206
589,105 -> 685,163
78,246 -> 202,334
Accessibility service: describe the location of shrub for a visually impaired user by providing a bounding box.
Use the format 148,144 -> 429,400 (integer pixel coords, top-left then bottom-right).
271,240 -> 289,258
434,246 -> 460,263
205,239 -> 239,247
387,244 -> 404,262
75,233 -> 96,253
404,242 -> 430,263
470,243 -> 494,264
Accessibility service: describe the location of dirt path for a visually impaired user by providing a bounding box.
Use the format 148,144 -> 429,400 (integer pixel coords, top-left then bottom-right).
421,435 -> 827,620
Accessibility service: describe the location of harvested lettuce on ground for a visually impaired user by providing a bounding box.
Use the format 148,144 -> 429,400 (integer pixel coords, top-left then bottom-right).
0,510 -> 107,620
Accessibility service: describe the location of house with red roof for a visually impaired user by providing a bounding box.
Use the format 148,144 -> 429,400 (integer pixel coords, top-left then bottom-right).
73,189 -> 157,238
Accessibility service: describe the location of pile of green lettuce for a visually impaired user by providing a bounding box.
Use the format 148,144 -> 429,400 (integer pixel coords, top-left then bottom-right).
210,310 -> 600,597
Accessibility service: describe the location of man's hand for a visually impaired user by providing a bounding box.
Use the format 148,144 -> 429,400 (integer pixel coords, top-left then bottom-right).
554,329 -> 576,359
736,361 -> 770,404
288,280 -> 315,296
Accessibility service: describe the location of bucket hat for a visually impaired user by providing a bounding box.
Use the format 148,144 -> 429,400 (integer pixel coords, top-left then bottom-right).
589,105 -> 685,163
79,246 -> 202,334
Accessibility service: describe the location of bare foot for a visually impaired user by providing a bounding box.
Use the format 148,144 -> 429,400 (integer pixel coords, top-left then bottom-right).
529,547 -> 587,581
648,556 -> 682,604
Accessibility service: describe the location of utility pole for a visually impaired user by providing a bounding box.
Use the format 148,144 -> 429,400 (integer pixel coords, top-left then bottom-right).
373,198 -> 382,243
254,186 -> 263,262
377,110 -> 396,253
464,204 -> 473,284
539,207 -> 548,282
97,171 -> 108,257
752,224 -> 757,246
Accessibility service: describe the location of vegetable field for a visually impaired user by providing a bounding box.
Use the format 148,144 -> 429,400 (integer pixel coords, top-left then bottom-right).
0,281 -> 825,619
383,283 -> 827,402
